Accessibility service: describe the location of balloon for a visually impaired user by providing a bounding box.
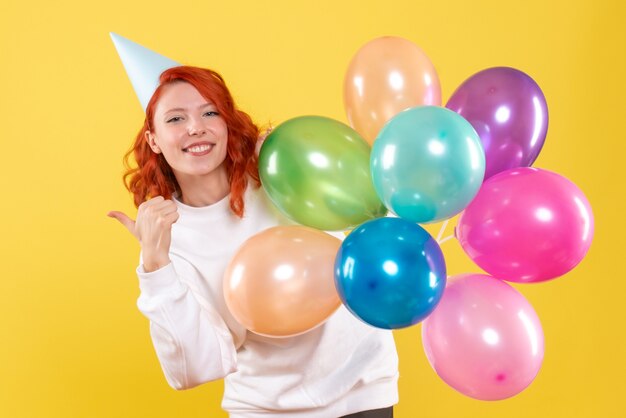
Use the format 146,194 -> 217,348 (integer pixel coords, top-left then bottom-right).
422,274 -> 544,401
259,116 -> 386,231
456,167 -> 594,283
344,36 -> 441,145
223,226 -> 341,338
446,67 -> 548,180
370,106 -> 485,223
334,217 -> 446,329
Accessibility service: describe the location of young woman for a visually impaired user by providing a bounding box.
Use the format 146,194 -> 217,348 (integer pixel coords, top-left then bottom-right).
109,66 -> 398,418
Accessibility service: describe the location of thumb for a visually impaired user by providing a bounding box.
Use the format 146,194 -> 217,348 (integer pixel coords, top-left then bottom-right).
107,211 -> 138,240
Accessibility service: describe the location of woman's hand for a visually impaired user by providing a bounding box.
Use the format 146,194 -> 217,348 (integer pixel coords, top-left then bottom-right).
108,196 -> 179,272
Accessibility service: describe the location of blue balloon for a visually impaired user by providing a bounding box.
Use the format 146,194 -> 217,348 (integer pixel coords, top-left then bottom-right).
334,217 -> 447,329
371,106 -> 486,223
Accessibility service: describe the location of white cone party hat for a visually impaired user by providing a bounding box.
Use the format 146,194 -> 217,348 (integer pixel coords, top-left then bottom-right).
110,32 -> 180,111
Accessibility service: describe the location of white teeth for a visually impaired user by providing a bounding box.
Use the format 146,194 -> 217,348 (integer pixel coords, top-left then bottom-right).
185,144 -> 212,153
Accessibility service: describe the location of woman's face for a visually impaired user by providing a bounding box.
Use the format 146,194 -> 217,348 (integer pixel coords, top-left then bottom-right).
146,82 -> 228,181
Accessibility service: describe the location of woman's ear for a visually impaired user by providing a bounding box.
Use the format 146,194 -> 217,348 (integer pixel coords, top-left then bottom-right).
145,131 -> 162,154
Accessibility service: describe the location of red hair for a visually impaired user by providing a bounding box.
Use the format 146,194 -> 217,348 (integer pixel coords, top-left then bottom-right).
123,66 -> 261,217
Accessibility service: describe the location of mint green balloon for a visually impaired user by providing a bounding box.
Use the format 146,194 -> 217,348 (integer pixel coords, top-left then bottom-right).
259,116 -> 386,230
371,106 -> 485,223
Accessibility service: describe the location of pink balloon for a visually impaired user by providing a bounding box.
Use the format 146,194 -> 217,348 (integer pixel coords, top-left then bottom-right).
456,167 -> 594,283
422,274 -> 544,401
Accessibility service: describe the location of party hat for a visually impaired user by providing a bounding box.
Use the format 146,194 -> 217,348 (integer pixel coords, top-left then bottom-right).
110,32 -> 180,111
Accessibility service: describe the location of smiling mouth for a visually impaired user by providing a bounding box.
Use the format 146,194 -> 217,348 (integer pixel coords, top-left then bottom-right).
183,143 -> 214,154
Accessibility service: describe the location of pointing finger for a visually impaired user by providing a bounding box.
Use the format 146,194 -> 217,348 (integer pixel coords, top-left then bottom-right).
107,211 -> 139,240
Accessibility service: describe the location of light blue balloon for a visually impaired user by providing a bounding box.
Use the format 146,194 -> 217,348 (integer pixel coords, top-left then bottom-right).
371,106 -> 485,223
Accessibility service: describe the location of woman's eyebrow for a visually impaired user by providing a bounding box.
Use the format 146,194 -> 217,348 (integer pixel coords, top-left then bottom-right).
164,103 -> 214,114
164,107 -> 187,113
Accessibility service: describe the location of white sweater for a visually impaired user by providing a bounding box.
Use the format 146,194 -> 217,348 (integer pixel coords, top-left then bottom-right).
136,185 -> 399,418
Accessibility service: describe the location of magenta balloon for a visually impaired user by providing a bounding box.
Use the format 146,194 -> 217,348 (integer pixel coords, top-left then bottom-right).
446,67 -> 548,180
422,274 -> 544,401
457,167 -> 594,283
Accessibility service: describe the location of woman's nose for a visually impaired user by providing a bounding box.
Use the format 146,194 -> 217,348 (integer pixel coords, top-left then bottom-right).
188,119 -> 206,136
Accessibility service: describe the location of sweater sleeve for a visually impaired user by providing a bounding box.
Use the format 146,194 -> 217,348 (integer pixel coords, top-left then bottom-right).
136,261 -> 238,390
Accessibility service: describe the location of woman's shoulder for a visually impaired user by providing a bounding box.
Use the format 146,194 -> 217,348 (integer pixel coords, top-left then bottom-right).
243,183 -> 294,227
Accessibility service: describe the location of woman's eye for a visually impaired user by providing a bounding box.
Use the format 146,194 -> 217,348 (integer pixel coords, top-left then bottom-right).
203,111 -> 219,117
166,116 -> 183,123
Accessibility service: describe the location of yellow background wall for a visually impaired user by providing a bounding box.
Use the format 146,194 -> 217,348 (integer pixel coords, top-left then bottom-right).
1,0 -> 623,416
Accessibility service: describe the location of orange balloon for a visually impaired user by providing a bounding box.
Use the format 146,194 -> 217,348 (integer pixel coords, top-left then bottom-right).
223,226 -> 342,338
344,36 -> 441,145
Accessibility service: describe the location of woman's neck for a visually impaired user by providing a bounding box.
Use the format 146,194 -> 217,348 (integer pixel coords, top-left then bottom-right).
175,166 -> 230,207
